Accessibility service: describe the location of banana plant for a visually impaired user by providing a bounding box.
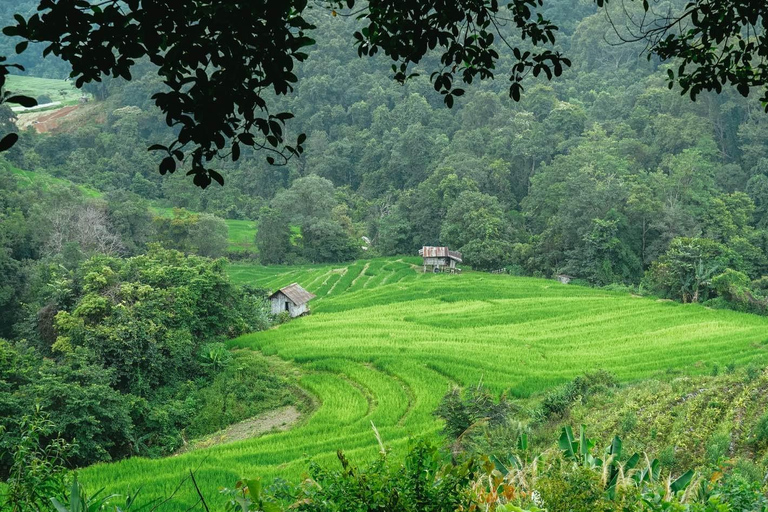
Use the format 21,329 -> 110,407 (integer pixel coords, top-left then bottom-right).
559,425 -> 603,468
492,432 -> 532,474
50,475 -> 150,512
634,455 -> 661,485
558,426 -> 695,499
50,476 -> 117,512
625,452 -> 694,496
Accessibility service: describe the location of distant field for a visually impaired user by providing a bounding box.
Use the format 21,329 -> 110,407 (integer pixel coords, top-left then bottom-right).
150,206 -> 257,252
6,75 -> 85,107
7,165 -> 102,198
5,168 -> 258,252
226,219 -> 257,252
81,258 -> 768,510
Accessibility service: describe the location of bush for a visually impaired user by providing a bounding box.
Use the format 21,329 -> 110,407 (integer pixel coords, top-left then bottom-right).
540,381 -> 579,418
733,458 -> 764,483
705,432 -> 730,463
536,467 -> 620,512
273,311 -> 291,325
540,370 -> 617,420
187,351 -> 301,438
745,363 -> 762,382
271,441 -> 475,512
620,410 -> 637,434
711,474 -> 768,511
602,283 -> 640,294
434,384 -> 514,453
658,445 -> 676,468
752,412 -> 768,447
0,412 -> 70,511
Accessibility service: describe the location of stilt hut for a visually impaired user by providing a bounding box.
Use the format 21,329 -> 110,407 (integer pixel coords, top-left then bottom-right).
269,283 -> 316,317
419,246 -> 462,273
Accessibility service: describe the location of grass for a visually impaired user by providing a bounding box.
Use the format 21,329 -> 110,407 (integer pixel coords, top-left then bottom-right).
226,219 -> 257,252
79,258 -> 768,510
552,366 -> 768,472
150,206 -> 258,252
6,75 -> 86,107
5,164 -> 102,198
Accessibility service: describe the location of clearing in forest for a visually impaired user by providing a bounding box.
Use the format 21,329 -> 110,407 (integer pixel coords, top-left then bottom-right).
80,258 -> 768,510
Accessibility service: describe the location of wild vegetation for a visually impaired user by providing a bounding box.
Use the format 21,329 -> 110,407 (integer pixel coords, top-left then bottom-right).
2,1 -> 768,309
3,0 -> 768,510
44,260 -> 764,510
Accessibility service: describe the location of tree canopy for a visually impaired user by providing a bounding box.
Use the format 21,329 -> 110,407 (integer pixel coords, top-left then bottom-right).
0,0 -> 766,187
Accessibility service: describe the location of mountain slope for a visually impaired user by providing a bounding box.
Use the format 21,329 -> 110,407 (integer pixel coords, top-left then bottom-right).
79,262 -> 768,510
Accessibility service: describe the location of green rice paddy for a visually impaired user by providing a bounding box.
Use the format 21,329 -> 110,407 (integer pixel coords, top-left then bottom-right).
79,257 -> 768,509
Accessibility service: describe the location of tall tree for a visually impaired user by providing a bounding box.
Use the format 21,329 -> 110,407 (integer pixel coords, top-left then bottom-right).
256,207 -> 292,264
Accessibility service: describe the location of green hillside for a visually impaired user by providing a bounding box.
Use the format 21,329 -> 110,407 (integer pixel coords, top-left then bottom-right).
151,206 -> 258,253
9,165 -> 101,197
4,167 -> 258,252
5,75 -> 85,106
551,368 -> 768,473
78,259 -> 768,510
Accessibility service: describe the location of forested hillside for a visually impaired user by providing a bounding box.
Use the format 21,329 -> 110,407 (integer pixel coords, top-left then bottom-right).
3,0 -> 768,308
5,0 -> 768,510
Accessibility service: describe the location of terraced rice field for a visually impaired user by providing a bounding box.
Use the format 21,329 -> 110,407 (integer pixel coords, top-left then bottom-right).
80,258 -> 768,509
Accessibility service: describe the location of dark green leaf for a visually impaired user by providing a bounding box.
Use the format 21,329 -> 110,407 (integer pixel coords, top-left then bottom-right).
0,133 -> 19,152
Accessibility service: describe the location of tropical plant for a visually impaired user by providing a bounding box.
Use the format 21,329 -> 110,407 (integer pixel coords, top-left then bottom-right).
1,410 -> 70,512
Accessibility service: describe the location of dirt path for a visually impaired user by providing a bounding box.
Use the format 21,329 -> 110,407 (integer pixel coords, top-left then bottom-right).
17,105 -> 79,133
176,406 -> 302,454
16,102 -> 105,133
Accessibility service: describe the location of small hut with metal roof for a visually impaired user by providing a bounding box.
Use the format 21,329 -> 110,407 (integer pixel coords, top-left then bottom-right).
269,283 -> 316,318
419,246 -> 463,273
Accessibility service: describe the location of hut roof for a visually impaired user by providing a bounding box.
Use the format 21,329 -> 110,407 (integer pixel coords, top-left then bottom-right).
269,283 -> 316,305
419,246 -> 463,263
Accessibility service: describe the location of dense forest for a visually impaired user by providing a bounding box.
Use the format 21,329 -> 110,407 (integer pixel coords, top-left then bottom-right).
4,1 -> 768,302
4,0 -> 768,507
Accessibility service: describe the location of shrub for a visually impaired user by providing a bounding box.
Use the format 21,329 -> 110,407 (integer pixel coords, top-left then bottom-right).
273,311 -> 291,325
540,381 -> 579,418
733,458 -> 764,483
711,474 -> 768,511
745,363 -> 762,382
536,467 -> 619,512
752,412 -> 768,447
198,342 -> 233,376
434,384 -> 515,454
658,446 -> 676,468
540,370 -> 617,420
705,432 -> 730,463
0,412 -> 70,511
284,441 -> 474,512
620,410 -> 637,434
187,351 -> 301,438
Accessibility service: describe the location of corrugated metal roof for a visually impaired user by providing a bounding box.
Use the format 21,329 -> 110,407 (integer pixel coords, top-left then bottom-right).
269,283 -> 316,305
419,246 -> 463,262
